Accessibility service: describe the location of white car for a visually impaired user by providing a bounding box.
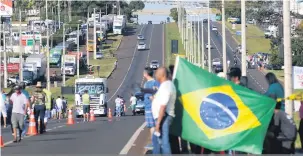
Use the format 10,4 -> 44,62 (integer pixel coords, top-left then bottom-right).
137,34 -> 144,40
137,42 -> 146,50
96,52 -> 103,59
205,43 -> 213,49
212,26 -> 218,31
150,60 -> 160,69
212,58 -> 221,66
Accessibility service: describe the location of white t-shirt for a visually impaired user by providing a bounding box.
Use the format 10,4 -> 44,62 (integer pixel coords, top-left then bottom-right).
56,98 -> 63,109
10,93 -> 28,114
115,98 -> 121,107
152,80 -> 176,119
130,96 -> 137,105
75,94 -> 81,105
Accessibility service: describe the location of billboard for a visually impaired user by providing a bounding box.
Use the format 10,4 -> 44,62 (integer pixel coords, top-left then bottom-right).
1,63 -> 20,73
0,0 -> 13,16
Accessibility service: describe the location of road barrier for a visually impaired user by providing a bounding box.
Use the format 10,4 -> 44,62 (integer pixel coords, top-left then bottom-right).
0,132 -> 4,147
67,110 -> 75,125
108,108 -> 113,122
27,110 -> 37,136
89,109 -> 96,122
277,92 -> 303,102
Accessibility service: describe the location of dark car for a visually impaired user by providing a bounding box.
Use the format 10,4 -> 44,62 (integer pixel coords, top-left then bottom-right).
203,19 -> 208,23
135,100 -> 145,115
148,21 -> 152,24
135,92 -> 144,101
214,64 -> 223,73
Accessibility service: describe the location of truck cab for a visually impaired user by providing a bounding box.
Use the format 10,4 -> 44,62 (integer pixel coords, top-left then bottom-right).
75,75 -> 108,117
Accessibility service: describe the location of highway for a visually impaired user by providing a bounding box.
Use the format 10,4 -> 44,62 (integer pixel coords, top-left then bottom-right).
196,21 -> 269,93
1,23 -> 164,155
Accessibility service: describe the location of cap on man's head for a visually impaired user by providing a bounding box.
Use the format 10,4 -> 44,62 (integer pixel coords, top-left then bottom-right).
14,85 -> 21,90
228,67 -> 241,78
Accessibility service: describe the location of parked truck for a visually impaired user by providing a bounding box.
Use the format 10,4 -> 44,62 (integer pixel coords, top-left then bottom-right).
23,62 -> 38,85
25,54 -> 47,83
113,15 -> 126,35
75,75 -> 108,117
61,54 -> 77,76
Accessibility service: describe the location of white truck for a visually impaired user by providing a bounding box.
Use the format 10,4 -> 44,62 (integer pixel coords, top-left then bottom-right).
25,54 -> 47,82
75,75 -> 108,117
23,62 -> 38,85
113,15 -> 126,35
61,55 -> 77,76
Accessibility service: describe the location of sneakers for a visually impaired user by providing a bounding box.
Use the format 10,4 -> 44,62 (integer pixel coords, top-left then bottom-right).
144,144 -> 153,150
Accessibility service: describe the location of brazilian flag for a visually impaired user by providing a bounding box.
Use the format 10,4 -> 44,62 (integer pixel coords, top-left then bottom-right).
171,57 -> 276,154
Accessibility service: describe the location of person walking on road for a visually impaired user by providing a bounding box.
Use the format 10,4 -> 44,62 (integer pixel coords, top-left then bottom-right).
32,82 -> 46,134
264,72 -> 285,111
0,91 -> 7,128
82,90 -> 90,122
62,96 -> 67,118
115,95 -> 122,117
129,94 -> 137,116
152,67 -> 176,154
9,85 -> 30,142
142,67 -> 160,150
56,96 -> 63,120
19,82 -> 31,137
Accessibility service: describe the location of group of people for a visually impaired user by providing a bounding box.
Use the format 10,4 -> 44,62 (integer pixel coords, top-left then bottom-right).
114,95 -> 126,117
51,96 -> 68,120
0,82 -> 68,143
137,63 -> 299,154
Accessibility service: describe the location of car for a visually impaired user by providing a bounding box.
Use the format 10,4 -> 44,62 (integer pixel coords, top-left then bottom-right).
212,58 -> 221,66
135,100 -> 145,115
214,64 -> 223,73
150,60 -> 160,69
212,26 -> 218,31
137,42 -> 146,50
205,43 -> 213,49
137,34 -> 144,40
148,21 -> 152,24
247,19 -> 254,24
203,19 -> 208,23
96,52 -> 103,59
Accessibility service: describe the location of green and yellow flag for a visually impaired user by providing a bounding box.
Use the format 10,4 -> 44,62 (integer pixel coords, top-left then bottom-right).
171,57 -> 276,154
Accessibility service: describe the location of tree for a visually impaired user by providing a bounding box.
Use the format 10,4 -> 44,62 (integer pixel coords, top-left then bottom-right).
128,1 -> 145,11
291,38 -> 303,66
169,8 -> 186,22
269,45 -> 283,65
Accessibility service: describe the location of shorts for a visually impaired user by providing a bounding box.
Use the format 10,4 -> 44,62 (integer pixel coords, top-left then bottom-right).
1,109 -> 7,118
83,105 -> 90,114
11,113 -> 25,129
145,109 -> 155,128
51,109 -> 56,116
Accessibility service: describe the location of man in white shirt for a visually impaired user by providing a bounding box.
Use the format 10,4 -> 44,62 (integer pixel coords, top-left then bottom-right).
129,94 -> 137,116
115,95 -> 122,117
56,96 -> 63,119
152,67 -> 176,154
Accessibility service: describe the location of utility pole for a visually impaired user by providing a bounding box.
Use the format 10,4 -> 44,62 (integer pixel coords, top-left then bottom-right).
3,24 -> 7,88
19,10 -> 23,82
222,0 -> 227,77
283,0 -> 293,117
241,0 -> 246,76
99,9 -> 102,55
197,15 -> 201,67
93,8 -> 97,60
58,0 -> 61,29
190,15 -> 194,63
68,0 -> 71,22
193,15 -> 196,64
77,24 -> 80,78
202,15 -> 205,69
46,0 -> 50,90
186,15 -> 189,60
86,9 -> 89,66
62,24 -> 66,86
207,1 -> 211,72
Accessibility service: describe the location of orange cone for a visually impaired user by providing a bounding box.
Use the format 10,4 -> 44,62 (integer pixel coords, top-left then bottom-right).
123,105 -> 127,113
27,109 -> 37,136
108,108 -> 112,121
66,109 -> 74,125
0,133 -> 4,147
89,109 -> 96,122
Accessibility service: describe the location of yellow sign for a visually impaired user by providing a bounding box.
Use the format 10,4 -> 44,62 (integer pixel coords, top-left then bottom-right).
87,40 -> 95,52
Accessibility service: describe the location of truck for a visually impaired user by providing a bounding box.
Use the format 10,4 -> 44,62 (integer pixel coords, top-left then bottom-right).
66,30 -> 85,45
113,15 -> 126,35
61,55 -> 77,76
25,54 -> 47,82
74,75 -> 108,117
49,47 -> 63,67
23,62 -> 38,85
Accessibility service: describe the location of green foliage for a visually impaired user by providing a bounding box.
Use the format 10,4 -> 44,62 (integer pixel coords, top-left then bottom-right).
269,45 -> 283,65
292,38 -> 303,66
128,1 -> 145,11
169,8 -> 186,22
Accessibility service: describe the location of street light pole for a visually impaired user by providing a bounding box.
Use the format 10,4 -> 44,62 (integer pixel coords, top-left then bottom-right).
197,15 -> 201,67
283,0 -> 293,117
202,15 -> 205,69
207,1 -> 211,72
241,0 -> 247,76
186,15 -> 189,60
86,8 -> 89,66
77,24 -> 80,78
58,0 -> 60,29
191,15 -> 194,63
3,24 -> 7,88
62,24 -> 66,86
222,0 -> 227,77
46,0 -> 50,90
93,8 -> 97,60
19,10 -> 23,82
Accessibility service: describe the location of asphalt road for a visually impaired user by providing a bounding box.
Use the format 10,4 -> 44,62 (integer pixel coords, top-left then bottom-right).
195,21 -> 268,93
1,24 -> 164,155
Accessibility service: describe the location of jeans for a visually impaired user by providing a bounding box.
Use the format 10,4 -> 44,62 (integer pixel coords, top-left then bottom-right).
116,106 -> 121,116
45,109 -> 51,119
21,117 -> 28,137
34,105 -> 46,133
152,115 -> 173,154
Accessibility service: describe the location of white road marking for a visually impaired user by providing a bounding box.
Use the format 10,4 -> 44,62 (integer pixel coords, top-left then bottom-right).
119,122 -> 146,154
107,25 -> 146,102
